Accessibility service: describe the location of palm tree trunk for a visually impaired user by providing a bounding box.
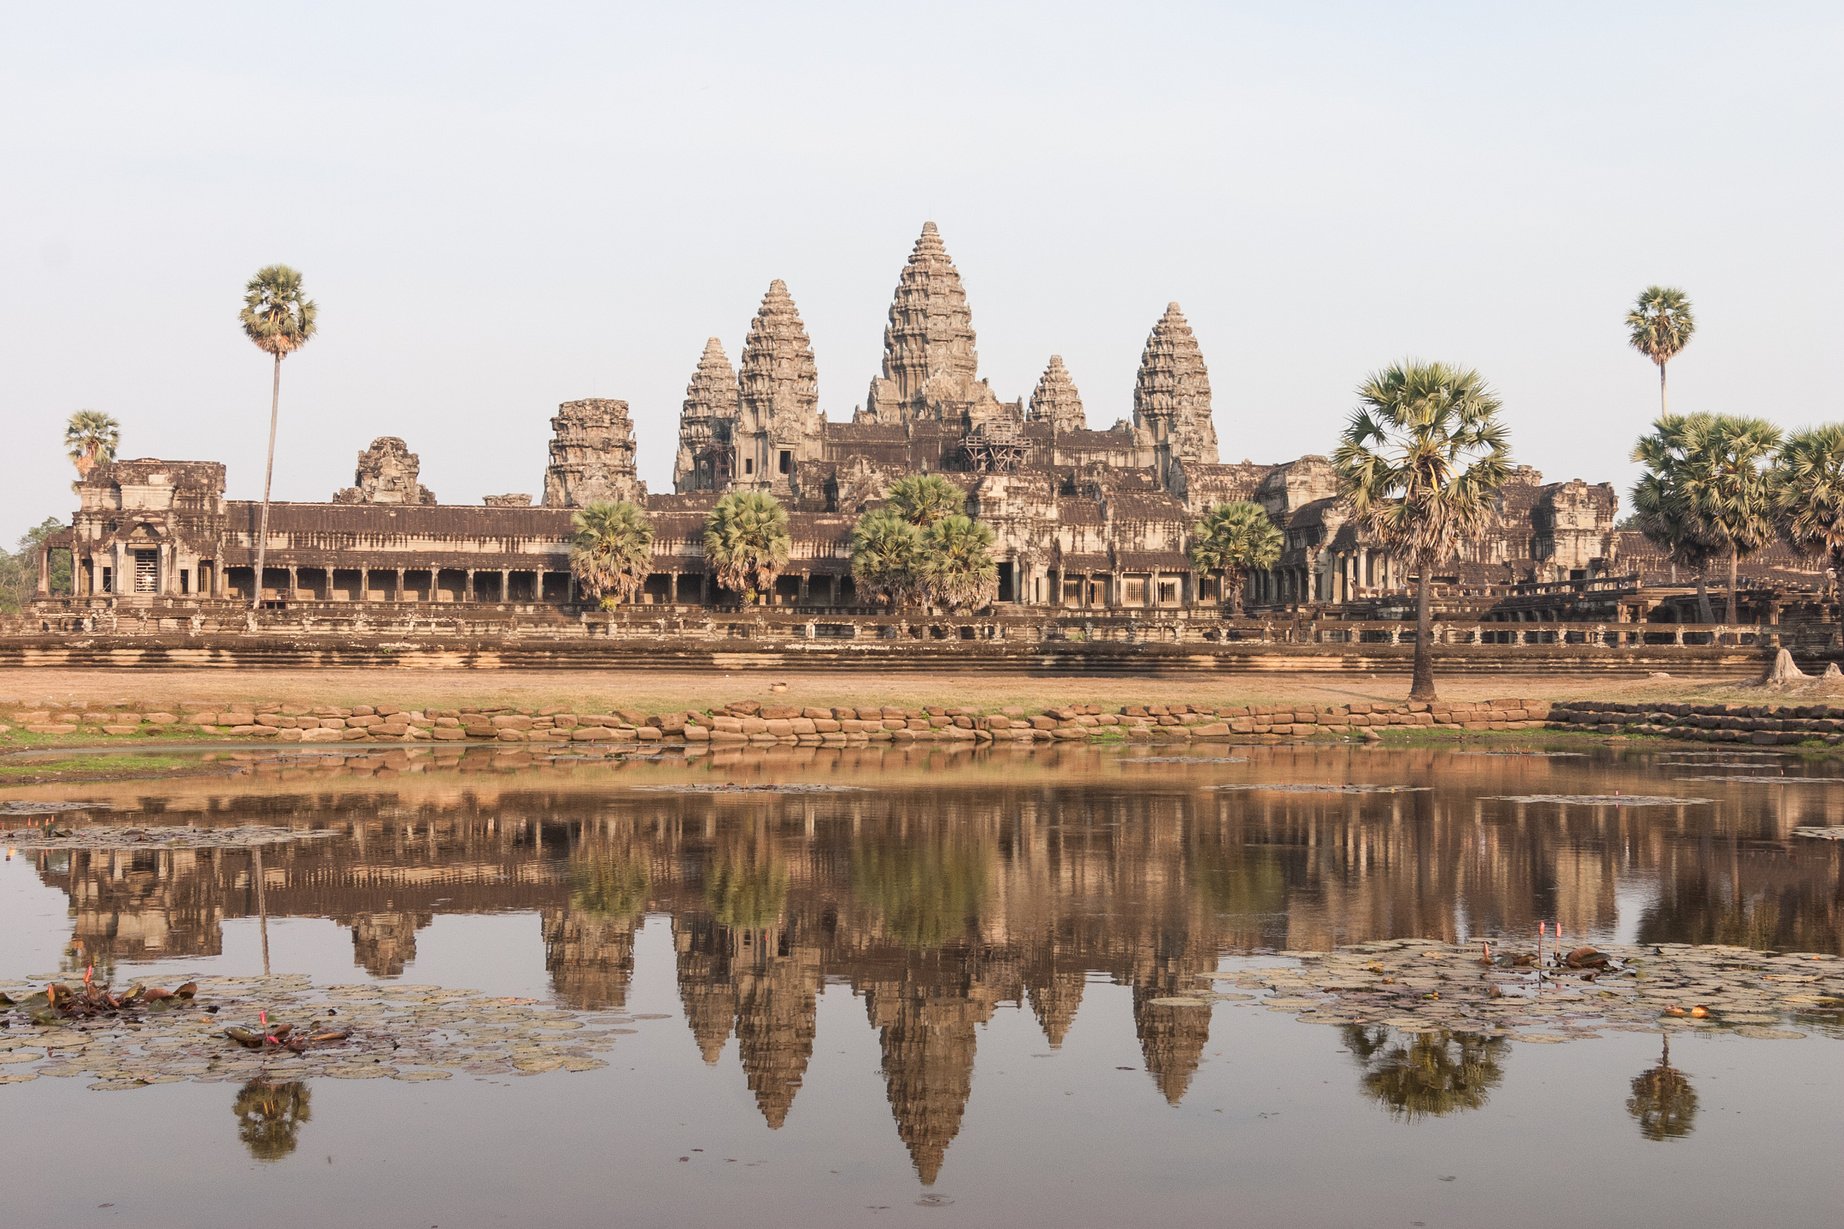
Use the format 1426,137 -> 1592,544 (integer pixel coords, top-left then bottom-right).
1694,572 -> 1714,623
1726,547 -> 1740,624
1659,361 -> 1668,417
1226,567 -> 1241,616
1409,562 -> 1436,702
252,353 -> 282,612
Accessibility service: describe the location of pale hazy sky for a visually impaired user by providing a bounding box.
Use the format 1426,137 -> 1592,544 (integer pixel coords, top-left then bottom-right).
4,1 -> 1840,544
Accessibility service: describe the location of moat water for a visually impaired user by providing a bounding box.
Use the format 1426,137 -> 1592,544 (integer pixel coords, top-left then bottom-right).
2,743 -> 1840,1228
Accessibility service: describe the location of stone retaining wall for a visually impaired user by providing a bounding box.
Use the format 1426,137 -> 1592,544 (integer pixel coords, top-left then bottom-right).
1549,699 -> 1844,746
3,698 -> 1553,747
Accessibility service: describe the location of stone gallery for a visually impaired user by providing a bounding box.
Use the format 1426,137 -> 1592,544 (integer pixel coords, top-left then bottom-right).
54,223 -> 1633,616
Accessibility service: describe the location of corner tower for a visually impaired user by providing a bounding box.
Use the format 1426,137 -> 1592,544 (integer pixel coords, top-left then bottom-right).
1132,302 -> 1218,479
673,337 -> 739,493
735,280 -> 823,491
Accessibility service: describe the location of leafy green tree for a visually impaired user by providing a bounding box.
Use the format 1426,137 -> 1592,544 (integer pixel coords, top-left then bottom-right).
1189,501 -> 1282,614
240,265 -> 318,610
850,506 -> 922,606
886,473 -> 964,527
569,500 -> 654,606
63,410 -> 120,478
915,513 -> 998,613
1332,361 -> 1512,701
1627,286 -> 1696,416
1,520 -> 72,613
1631,413 -> 1781,622
1771,424 -> 1844,590
704,490 -> 791,603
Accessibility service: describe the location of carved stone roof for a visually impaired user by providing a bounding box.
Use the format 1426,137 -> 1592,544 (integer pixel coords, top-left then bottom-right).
1027,355 -> 1087,433
739,280 -> 821,438
1134,302 -> 1218,464
674,338 -> 740,492
879,221 -> 978,404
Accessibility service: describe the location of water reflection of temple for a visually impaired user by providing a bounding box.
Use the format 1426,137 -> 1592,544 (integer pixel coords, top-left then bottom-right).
16,747 -> 1843,1182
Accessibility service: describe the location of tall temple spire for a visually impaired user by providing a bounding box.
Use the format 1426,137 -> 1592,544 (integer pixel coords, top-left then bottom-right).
881,220 -> 978,401
1027,355 -> 1087,434
736,279 -> 823,489
1132,301 -> 1219,467
673,337 -> 739,493
861,222 -> 1004,428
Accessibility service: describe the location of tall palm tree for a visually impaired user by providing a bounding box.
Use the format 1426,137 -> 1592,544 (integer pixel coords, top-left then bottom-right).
1189,501 -> 1282,614
232,1079 -> 312,1161
1343,1026 -> 1507,1121
1332,361 -> 1512,701
1771,424 -> 1844,595
240,265 -> 318,610
704,490 -> 791,603
63,410 -> 121,478
915,513 -> 998,613
1632,413 -> 1781,623
1627,286 -> 1695,416
1626,1035 -> 1698,1142
569,500 -> 654,606
850,506 -> 922,607
886,473 -> 964,528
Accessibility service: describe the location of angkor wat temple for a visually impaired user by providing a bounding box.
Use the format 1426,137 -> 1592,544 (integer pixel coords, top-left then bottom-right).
39,222 -> 1816,620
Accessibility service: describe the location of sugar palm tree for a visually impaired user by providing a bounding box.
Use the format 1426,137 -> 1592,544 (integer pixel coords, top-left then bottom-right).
704,490 -> 791,603
1771,424 -> 1844,594
1632,413 -> 1781,623
1344,1026 -> 1507,1122
1627,286 -> 1695,416
233,1079 -> 312,1161
569,500 -> 654,606
1332,361 -> 1512,701
915,513 -> 998,613
886,473 -> 964,528
1626,1035 -> 1698,1142
850,506 -> 922,607
240,265 -> 318,610
1189,501 -> 1282,614
63,410 -> 121,478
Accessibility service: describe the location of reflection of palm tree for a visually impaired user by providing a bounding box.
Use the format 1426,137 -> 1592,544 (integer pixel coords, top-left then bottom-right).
1627,1035 -> 1698,1141
1343,1025 -> 1506,1121
571,849 -> 650,918
705,839 -> 788,931
851,833 -> 991,948
233,1079 -> 311,1161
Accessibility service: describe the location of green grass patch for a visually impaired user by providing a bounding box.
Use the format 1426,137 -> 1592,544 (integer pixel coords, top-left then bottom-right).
0,752 -> 192,780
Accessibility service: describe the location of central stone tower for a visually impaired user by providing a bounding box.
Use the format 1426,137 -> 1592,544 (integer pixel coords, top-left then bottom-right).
860,222 -> 1006,429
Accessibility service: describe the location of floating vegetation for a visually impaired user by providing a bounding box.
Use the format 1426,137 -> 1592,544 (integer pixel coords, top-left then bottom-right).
1793,827 -> 1844,841
1,973 -> 196,1024
0,801 -> 97,816
1193,939 -> 1844,1043
1674,776 -> 1844,785
1450,751 -> 1589,759
0,825 -> 343,851
1121,756 -> 1250,765
0,975 -> 625,1088
632,783 -> 865,795
1487,794 -> 1712,807
1212,783 -> 1431,795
